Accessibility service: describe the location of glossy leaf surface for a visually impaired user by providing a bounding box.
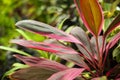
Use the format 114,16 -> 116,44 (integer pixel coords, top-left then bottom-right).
74,0 -> 103,36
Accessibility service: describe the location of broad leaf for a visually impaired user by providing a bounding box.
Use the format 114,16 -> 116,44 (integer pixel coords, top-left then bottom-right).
11,39 -> 78,54
9,67 -> 57,80
74,0 -> 103,36
70,27 -> 95,60
48,68 -> 85,80
15,20 -> 80,44
105,13 -> 120,37
14,55 -> 68,71
113,45 -> 120,63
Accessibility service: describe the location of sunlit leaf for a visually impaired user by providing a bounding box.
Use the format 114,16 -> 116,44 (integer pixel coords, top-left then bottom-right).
0,46 -> 31,56
74,0 -> 103,36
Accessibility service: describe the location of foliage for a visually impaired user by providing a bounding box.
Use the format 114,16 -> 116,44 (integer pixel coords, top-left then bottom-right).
4,0 -> 120,80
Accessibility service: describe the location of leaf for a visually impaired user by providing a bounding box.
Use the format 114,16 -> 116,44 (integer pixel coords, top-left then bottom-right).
48,68 -> 85,80
2,63 -> 28,80
15,20 -> 80,44
90,36 -> 103,59
9,66 -> 57,80
70,27 -> 95,60
58,54 -> 89,70
91,76 -> 107,80
74,0 -> 103,36
105,13 -> 120,37
14,55 -> 68,71
11,39 -> 78,54
11,40 -> 89,69
0,46 -> 31,56
113,45 -> 120,63
106,32 -> 120,50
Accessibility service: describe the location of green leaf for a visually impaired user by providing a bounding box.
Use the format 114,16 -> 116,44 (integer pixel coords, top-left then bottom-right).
2,63 -> 29,80
113,45 -> 120,63
0,46 -> 31,56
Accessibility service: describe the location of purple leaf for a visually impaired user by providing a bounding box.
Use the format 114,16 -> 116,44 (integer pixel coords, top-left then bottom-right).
48,68 -> 85,80
90,36 -> 103,59
11,39 -> 78,54
70,27 -> 95,60
14,55 -> 68,71
9,66 -> 57,80
104,13 -> 120,37
15,20 -> 80,44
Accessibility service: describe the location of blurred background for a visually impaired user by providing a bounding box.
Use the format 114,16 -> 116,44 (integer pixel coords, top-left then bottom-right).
0,0 -> 120,80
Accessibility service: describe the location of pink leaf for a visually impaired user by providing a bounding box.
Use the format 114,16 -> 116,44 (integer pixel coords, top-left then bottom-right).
48,68 -> 85,80
15,20 -> 80,44
11,39 -> 78,54
14,55 -> 68,71
106,32 -> 120,50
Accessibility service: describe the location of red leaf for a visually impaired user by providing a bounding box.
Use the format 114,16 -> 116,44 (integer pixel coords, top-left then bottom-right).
74,0 -> 103,36
48,68 -> 85,80
11,39 -> 78,54
15,20 -> 80,44
14,55 -> 68,71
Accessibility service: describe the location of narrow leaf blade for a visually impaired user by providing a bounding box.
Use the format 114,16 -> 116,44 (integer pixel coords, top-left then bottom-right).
14,55 -> 68,71
106,32 -> 120,50
74,0 -> 103,36
105,13 -> 120,37
11,39 -> 78,54
48,68 -> 85,80
16,20 -> 80,43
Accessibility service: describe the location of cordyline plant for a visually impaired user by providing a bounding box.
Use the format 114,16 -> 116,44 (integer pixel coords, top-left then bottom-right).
8,0 -> 120,80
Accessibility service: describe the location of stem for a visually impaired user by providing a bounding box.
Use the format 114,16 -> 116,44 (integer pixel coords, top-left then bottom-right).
95,36 -> 102,70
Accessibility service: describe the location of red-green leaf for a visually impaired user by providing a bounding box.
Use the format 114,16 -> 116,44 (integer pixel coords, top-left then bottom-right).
14,55 -> 68,71
15,20 -> 80,44
104,13 -> 120,37
106,32 -> 120,50
74,0 -> 103,36
48,68 -> 85,80
11,39 -> 78,54
9,67 -> 57,80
